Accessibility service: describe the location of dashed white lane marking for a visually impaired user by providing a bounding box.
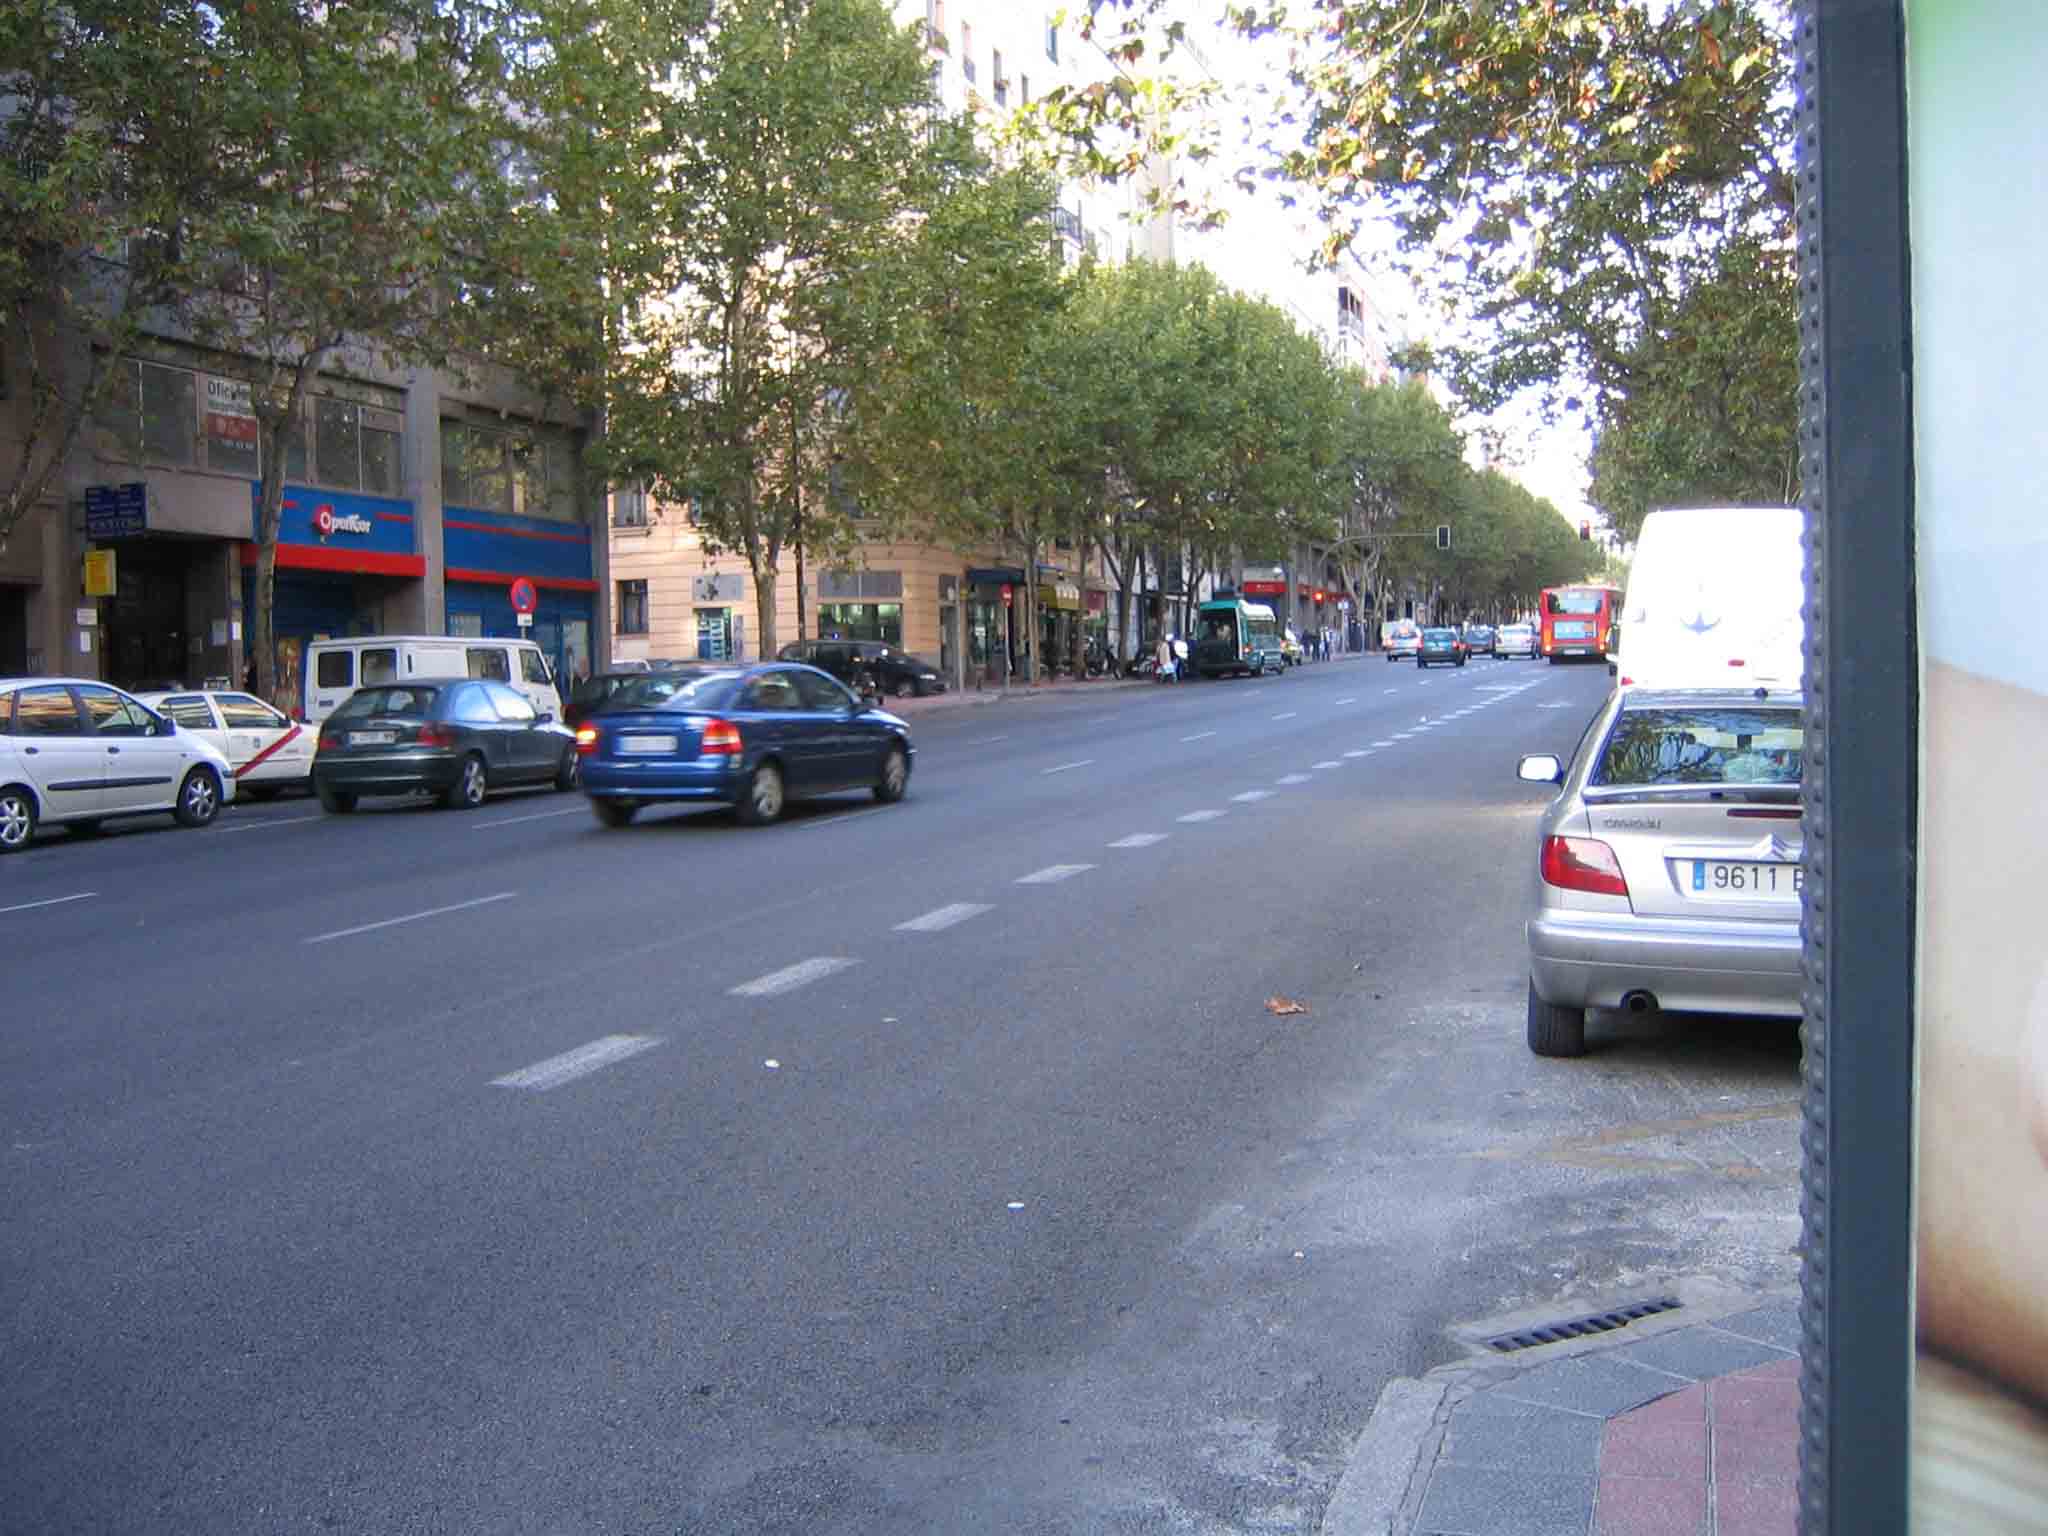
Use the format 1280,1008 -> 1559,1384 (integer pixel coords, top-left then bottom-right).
1181,731 -> 1218,742
1042,759 -> 1095,775
1277,773 -> 1311,785
1018,863 -> 1095,884
730,956 -> 859,997
782,806 -> 890,832
1541,702 -> 1572,709
1335,697 -> 1356,705
1313,760 -> 1341,769
1272,711 -> 1299,721
220,814 -> 324,833
1373,739 -> 1396,747
475,806 -> 586,829
305,890 -> 518,945
1109,833 -> 1167,848
1343,750 -> 1372,758
895,902 -> 994,933
966,735 -> 1011,745
0,891 -> 96,916
1178,810 -> 1226,823
492,1035 -> 660,1091
1232,790 -> 1273,802
1384,688 -> 1398,694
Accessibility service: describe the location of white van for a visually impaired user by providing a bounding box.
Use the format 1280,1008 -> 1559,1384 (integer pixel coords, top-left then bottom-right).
301,636 -> 563,724
1614,506 -> 1806,691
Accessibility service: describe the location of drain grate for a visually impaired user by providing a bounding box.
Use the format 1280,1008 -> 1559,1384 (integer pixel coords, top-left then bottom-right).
1481,1296 -> 1683,1354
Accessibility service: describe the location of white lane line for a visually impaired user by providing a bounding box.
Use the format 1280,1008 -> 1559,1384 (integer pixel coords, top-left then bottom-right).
1541,702 -> 1572,709
895,902 -> 994,933
1335,697 -> 1356,705
1042,759 -> 1095,775
1017,863 -> 1094,884
492,1035 -> 660,1091
1373,739 -> 1396,747
304,891 -> 518,946
220,814 -> 324,834
1272,711 -> 1299,720
780,806 -> 892,833
966,735 -> 1011,745
1384,688 -> 1398,694
1313,760 -> 1342,770
1392,733 -> 1416,740
1178,809 -> 1226,823
1276,773 -> 1311,785
730,956 -> 858,997
1109,833 -> 1167,848
1181,730 -> 1218,742
1343,750 -> 1372,759
1232,790 -> 1273,802
475,806 -> 586,829
0,891 -> 96,917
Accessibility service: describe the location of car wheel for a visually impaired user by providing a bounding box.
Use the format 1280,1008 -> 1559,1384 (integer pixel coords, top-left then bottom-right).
591,797 -> 637,828
174,766 -> 222,828
553,748 -> 579,792
737,761 -> 785,825
873,745 -> 909,803
441,753 -> 488,810
317,785 -> 357,814
1526,981 -> 1588,1058
0,787 -> 36,853
892,677 -> 914,700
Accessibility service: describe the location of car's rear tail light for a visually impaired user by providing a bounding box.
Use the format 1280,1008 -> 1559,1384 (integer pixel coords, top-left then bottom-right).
700,718 -> 743,756
1541,835 -> 1631,898
575,725 -> 600,756
416,723 -> 455,748
318,728 -> 342,752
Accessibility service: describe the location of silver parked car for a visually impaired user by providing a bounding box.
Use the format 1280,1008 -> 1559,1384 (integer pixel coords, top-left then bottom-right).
1496,622 -> 1538,659
1515,687 -> 1804,1056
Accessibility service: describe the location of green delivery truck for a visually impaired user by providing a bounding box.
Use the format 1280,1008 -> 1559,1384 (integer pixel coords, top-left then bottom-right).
1193,597 -> 1285,678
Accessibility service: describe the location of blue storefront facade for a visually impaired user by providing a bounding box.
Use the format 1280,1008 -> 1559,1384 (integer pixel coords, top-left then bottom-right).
442,504 -> 596,688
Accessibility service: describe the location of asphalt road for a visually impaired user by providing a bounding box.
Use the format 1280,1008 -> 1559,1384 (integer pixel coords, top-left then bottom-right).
0,654 -> 1804,1535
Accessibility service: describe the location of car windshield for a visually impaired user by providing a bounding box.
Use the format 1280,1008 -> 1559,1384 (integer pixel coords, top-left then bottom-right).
332,686 -> 439,720
1593,707 -> 1805,787
607,671 -> 740,711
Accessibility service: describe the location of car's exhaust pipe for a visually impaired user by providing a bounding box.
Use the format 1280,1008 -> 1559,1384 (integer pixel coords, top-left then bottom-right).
1620,990 -> 1657,1015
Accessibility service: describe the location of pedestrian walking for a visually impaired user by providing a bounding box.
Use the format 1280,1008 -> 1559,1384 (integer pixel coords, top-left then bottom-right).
1155,633 -> 1175,683
1173,633 -> 1190,681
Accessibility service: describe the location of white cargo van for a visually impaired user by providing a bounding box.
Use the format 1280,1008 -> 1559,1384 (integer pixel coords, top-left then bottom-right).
1614,506 -> 1806,691
301,636 -> 563,724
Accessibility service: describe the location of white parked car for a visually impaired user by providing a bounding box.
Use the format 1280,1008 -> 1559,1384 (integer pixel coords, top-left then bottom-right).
1496,623 -> 1538,659
137,689 -> 316,800
0,677 -> 236,853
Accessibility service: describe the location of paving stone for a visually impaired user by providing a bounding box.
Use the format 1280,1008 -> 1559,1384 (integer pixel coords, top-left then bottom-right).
1605,1328 -> 1795,1383
1415,1464 -> 1598,1536
1708,1376 -> 1800,1432
1711,1426 -> 1799,1486
1612,1383 -> 1707,1426
1709,1301 -> 1803,1353
1731,1356 -> 1800,1382
1593,1473 -> 1706,1536
1713,1474 -> 1799,1534
1493,1353 -> 1693,1419
1598,1416 -> 1707,1478
1441,1402 -> 1605,1474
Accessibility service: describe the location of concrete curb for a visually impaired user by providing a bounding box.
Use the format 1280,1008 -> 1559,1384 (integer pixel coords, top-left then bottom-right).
1320,1376 -> 1450,1536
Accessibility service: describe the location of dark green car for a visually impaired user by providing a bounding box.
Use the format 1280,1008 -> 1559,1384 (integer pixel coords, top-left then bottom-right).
313,679 -> 579,812
1417,628 -> 1468,668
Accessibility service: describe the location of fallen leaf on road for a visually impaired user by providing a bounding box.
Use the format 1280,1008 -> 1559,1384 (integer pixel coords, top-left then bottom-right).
1264,996 -> 1309,1016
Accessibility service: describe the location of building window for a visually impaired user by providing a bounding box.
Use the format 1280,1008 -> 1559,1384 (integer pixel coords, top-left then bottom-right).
442,420 -> 567,517
1044,14 -> 1058,62
100,359 -> 198,467
816,602 -> 903,646
695,609 -> 731,661
616,579 -> 649,635
992,50 -> 1006,105
1021,73 -> 1031,104
612,484 -> 649,527
961,23 -> 975,81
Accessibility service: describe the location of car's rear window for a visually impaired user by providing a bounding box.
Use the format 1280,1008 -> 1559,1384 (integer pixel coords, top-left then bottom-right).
1593,707 -> 1804,787
607,672 -> 740,711
1423,629 -> 1455,641
333,686 -> 440,720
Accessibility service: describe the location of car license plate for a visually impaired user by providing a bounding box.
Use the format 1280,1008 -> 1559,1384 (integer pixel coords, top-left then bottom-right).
1690,859 -> 1803,897
349,730 -> 395,746
620,733 -> 677,754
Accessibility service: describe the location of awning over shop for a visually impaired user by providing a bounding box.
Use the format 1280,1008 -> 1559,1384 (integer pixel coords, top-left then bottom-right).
1040,581 -> 1083,612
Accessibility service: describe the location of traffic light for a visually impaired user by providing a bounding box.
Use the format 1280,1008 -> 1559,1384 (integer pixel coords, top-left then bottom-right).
1580,520 -> 1591,540
1435,524 -> 1451,551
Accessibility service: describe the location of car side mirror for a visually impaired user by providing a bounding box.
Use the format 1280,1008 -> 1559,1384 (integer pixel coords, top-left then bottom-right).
535,711 -> 556,726
154,717 -> 176,736
1518,753 -> 1563,784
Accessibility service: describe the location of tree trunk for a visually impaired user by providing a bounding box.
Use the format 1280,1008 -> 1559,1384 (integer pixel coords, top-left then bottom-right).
251,356 -> 322,708
749,563 -> 779,660
1020,535 -> 1039,685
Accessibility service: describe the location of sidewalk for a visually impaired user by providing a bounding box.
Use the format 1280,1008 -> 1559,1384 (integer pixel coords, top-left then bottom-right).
1323,1289 -> 1802,1536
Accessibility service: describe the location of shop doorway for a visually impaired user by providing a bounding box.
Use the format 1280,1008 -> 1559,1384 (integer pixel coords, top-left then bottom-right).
0,586 -> 26,674
103,541 -> 194,690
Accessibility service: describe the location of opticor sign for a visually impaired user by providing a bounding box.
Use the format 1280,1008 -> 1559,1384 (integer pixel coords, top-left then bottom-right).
314,505 -> 374,538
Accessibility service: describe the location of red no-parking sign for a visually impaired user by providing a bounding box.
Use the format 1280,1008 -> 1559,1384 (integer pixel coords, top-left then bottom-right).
509,577 -> 538,616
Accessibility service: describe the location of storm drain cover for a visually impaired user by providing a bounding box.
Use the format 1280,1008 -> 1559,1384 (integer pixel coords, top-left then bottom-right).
1480,1296 -> 1682,1354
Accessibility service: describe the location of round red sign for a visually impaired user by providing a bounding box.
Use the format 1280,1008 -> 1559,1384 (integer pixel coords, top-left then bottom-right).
1000,584 -> 1013,602
509,577 -> 538,615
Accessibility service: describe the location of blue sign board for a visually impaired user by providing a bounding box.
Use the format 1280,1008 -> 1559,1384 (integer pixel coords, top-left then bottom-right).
85,482 -> 147,539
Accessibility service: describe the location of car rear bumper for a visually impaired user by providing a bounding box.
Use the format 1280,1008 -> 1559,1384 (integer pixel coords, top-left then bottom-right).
1527,908 -> 1803,1017
582,756 -> 743,803
314,751 -> 460,794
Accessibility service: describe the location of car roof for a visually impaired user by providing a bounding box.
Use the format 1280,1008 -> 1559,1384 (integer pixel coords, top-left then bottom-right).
0,676 -> 134,690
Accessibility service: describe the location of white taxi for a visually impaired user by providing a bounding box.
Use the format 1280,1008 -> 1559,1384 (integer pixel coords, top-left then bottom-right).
0,677 -> 235,852
137,689 -> 316,800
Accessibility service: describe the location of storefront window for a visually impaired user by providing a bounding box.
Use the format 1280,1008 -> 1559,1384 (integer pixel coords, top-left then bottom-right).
696,609 -> 731,660
815,602 -> 902,645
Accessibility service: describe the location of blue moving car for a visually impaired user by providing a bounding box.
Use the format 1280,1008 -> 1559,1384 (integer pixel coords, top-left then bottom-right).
576,663 -> 914,827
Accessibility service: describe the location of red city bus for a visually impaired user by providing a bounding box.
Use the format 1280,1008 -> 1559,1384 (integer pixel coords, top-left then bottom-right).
1538,584 -> 1622,662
